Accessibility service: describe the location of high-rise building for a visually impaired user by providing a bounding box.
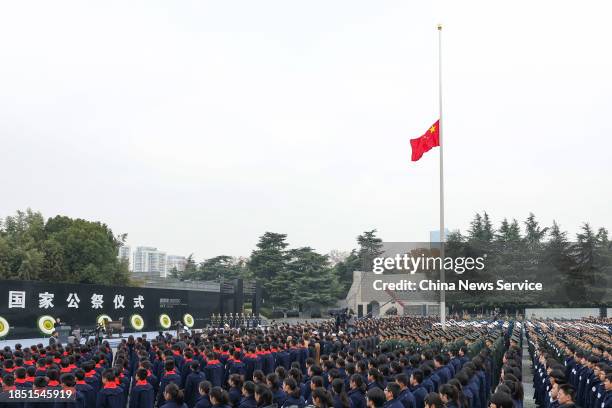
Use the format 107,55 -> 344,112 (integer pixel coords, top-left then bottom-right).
118,245 -> 131,261
133,246 -> 167,277
166,255 -> 187,274
118,245 -> 131,271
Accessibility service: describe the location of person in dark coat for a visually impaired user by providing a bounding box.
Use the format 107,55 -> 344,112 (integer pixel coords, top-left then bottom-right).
330,378 -> 350,408
181,350 -> 196,388
53,373 -> 86,408
603,374 -> 612,408
423,393 -> 444,408
96,369 -> 126,408
277,347 -> 291,371
24,377 -> 49,408
47,369 -> 62,390
185,362 -> 207,408
195,381 -> 213,408
244,349 -> 260,381
228,352 -> 246,379
282,378 -> 306,408
368,369 -> 386,391
161,383 -> 188,408
137,360 -> 159,396
210,386 -> 233,408
74,369 -> 96,408
239,381 -> 258,408
556,384 -> 577,408
438,384 -> 459,408
367,387 -> 386,408
262,347 -> 276,375
158,360 -> 182,406
130,368 -> 155,408
267,373 -> 287,407
433,356 -> 451,387
256,385 -> 278,408
409,370 -> 427,408
1,375 -> 20,408
489,392 -> 514,408
395,374 -> 416,408
348,374 -> 367,408
205,354 -> 224,388
228,375 -> 244,408
384,383 -> 406,408
81,361 -> 101,391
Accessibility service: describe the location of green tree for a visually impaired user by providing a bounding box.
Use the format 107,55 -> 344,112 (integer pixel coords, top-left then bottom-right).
178,255 -> 251,281
356,229 -> 384,272
247,232 -> 289,304
468,212 -> 495,243
199,255 -> 249,281
542,221 -> 574,303
482,212 -> 495,242
184,254 -> 198,277
17,248 -> 44,280
265,247 -> 339,310
495,218 -> 521,242
48,217 -> 129,284
0,209 -> 128,285
287,247 -> 339,309
80,264 -> 100,284
40,238 -> 65,281
169,266 -> 180,280
568,223 -> 610,305
524,213 -> 548,249
0,236 -> 11,279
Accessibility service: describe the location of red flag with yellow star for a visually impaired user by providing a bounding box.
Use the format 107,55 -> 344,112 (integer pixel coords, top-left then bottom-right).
410,120 -> 440,161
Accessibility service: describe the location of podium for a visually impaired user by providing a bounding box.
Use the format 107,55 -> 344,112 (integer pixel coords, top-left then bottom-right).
57,325 -> 72,343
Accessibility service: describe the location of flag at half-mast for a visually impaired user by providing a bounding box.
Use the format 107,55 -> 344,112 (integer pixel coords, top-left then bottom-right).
410,120 -> 440,161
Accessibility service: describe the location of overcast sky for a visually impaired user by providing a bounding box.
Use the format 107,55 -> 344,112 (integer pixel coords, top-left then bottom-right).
1,1 -> 611,259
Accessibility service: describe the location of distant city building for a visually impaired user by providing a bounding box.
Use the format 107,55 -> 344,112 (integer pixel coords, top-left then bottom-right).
166,255 -> 187,274
118,245 -> 131,261
430,229 -> 451,243
118,245 -> 132,271
133,246 -> 167,277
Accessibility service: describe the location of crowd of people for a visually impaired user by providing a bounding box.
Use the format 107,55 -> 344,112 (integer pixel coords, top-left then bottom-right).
526,319 -> 612,408
0,315 -> 538,408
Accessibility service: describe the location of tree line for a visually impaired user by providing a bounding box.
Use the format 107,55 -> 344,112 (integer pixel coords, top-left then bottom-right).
172,230 -> 384,312
0,209 -> 130,286
1,209 -> 609,311
443,212 -> 611,309
0,209 -> 383,311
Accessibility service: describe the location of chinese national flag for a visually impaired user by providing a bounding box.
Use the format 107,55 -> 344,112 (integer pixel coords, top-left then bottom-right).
410,120 -> 440,161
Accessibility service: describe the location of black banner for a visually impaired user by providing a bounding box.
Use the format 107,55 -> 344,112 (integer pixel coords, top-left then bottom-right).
0,280 -> 224,339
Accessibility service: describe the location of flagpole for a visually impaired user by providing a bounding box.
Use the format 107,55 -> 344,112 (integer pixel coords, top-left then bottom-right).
437,24 -> 446,330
